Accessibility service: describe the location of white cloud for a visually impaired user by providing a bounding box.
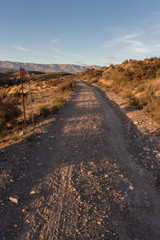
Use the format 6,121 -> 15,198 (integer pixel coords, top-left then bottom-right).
13,46 -> 31,52
122,39 -> 151,54
126,43 -> 151,54
51,39 -> 59,44
51,47 -> 82,59
103,31 -> 157,56
122,33 -> 143,40
104,32 -> 144,48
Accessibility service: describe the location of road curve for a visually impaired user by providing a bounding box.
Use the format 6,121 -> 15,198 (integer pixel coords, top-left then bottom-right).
1,80 -> 160,240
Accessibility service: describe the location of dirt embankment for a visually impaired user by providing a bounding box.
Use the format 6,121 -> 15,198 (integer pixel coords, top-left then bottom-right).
0,80 -> 160,240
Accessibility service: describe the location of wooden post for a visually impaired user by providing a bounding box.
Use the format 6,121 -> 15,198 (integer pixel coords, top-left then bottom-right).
19,66 -> 26,132
27,73 -> 34,126
21,77 -> 26,132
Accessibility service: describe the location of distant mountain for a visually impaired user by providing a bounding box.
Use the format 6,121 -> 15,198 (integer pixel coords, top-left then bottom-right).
0,61 -> 101,73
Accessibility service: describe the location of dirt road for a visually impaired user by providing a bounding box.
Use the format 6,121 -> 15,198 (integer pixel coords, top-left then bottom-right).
0,80 -> 160,239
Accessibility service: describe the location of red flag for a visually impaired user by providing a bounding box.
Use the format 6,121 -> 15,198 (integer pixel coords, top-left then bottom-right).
19,66 -> 25,79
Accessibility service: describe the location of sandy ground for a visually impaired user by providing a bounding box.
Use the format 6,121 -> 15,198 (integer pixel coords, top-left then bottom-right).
0,80 -> 160,240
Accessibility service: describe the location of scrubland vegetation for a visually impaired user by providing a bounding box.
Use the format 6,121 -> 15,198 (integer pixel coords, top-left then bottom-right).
0,71 -> 75,146
78,57 -> 160,124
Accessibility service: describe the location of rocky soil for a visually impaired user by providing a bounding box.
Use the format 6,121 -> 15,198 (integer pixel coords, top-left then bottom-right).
0,80 -> 160,239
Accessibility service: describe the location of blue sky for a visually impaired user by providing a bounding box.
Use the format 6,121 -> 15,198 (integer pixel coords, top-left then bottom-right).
1,0 -> 160,66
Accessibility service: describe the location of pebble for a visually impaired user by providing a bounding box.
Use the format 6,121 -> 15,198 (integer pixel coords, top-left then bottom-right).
30,191 -> 36,195
37,163 -> 43,166
9,197 -> 18,204
30,190 -> 41,194
10,179 -> 15,182
129,186 -> 134,190
143,147 -> 150,152
104,174 -> 109,178
153,150 -> 158,153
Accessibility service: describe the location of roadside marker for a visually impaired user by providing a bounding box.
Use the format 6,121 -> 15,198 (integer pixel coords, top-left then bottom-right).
27,73 -> 34,127
19,66 -> 26,132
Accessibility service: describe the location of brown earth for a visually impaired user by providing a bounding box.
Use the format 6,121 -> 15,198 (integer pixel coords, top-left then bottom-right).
0,80 -> 160,239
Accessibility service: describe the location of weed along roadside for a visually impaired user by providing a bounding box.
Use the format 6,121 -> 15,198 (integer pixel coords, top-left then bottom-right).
0,71 -> 75,148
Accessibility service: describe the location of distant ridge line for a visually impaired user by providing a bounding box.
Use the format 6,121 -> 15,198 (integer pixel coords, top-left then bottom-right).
0,61 -> 101,73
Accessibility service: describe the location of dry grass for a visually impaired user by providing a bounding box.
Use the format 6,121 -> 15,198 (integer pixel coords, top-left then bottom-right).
0,72 -> 75,147
78,58 -> 160,124
0,91 -> 22,134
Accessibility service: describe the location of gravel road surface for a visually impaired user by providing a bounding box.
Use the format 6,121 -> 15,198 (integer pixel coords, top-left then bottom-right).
0,80 -> 160,240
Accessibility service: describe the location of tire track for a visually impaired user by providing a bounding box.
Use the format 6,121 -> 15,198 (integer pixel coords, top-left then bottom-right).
2,80 -> 160,240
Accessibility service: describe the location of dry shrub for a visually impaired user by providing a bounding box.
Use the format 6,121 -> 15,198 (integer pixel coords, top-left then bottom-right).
78,68 -> 102,81
56,79 -> 75,92
143,96 -> 160,123
46,78 -> 63,87
123,90 -> 142,109
123,89 -> 133,99
51,97 -> 65,112
0,92 -> 22,132
39,106 -> 51,117
110,69 -> 123,89
137,85 -> 145,93
0,72 -> 19,86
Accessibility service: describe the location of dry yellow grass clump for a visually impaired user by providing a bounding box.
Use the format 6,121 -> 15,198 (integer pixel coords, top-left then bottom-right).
0,71 -> 75,147
78,57 -> 160,124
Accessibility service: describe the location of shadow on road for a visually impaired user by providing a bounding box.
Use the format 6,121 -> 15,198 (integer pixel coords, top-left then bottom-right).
0,80 -> 160,240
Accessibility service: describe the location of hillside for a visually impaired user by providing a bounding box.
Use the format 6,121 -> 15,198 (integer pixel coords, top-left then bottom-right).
78,57 -> 160,124
0,61 -> 100,73
0,71 -> 75,145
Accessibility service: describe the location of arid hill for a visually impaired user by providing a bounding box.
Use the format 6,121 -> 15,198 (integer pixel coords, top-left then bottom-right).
78,57 -> 160,124
0,61 -> 100,73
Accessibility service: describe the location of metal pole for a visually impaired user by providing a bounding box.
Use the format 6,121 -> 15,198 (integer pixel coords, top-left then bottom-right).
21,78 -> 26,132
27,73 -> 34,126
